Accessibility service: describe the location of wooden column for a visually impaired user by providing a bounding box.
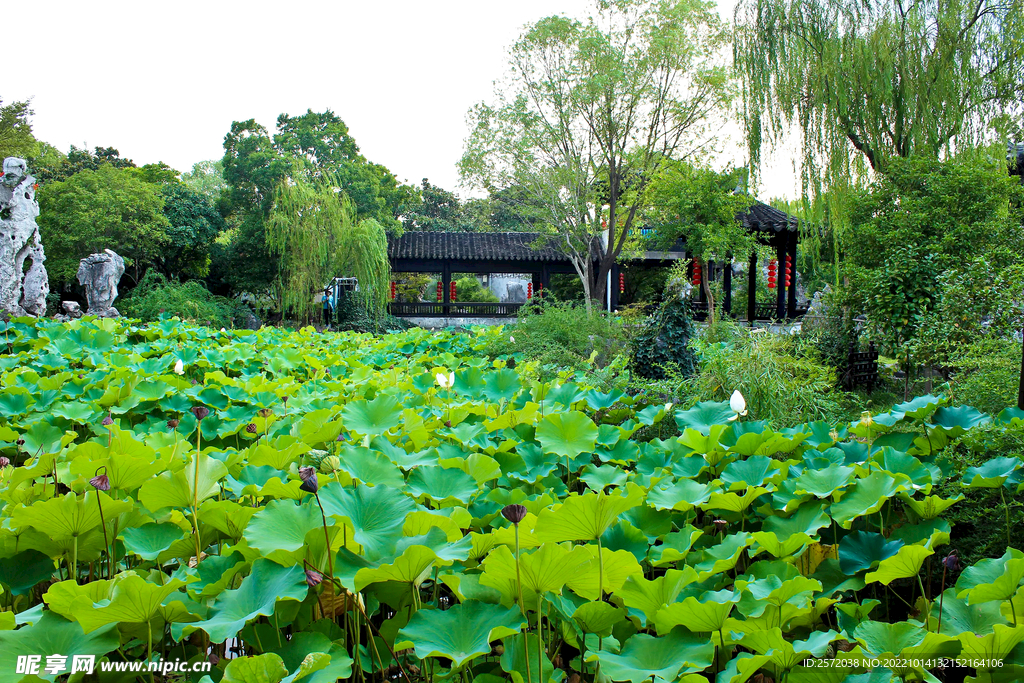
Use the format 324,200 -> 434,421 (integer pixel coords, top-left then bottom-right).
787,231 -> 798,319
723,258 -> 732,316
747,250 -> 757,325
775,238 -> 786,320
610,263 -> 621,311
442,262 -> 451,308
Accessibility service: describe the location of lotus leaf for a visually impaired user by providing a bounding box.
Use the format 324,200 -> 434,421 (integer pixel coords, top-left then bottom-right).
395,600 -> 526,668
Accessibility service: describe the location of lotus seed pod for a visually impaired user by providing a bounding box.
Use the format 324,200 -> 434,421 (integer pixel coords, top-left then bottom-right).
305,569 -> 323,587
167,419 -> 180,429
89,474 -> 111,491
191,406 -> 210,420
501,504 -> 528,525
245,423 -> 258,434
320,455 -> 341,473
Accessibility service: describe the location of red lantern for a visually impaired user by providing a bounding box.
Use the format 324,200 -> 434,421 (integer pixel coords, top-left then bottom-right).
692,259 -> 702,286
436,282 -> 443,301
784,255 -> 793,287
619,272 -> 625,293
450,281 -> 457,301
537,282 -> 543,297
767,259 -> 777,289
390,282 -> 396,301
527,282 -> 533,299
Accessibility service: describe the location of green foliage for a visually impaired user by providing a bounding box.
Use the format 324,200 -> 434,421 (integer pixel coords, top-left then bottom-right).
266,170 -> 390,321
687,328 -> 841,426
118,271 -> 252,328
0,98 -> 36,160
181,160 -> 228,203
33,145 -> 136,184
402,179 -> 469,232
156,183 -> 226,280
629,297 -> 697,380
36,164 -> 171,284
949,339 -> 1022,415
454,276 -> 498,303
486,300 -> 624,374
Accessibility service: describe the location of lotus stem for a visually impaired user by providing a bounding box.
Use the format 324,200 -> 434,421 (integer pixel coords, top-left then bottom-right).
313,491 -> 334,587
596,535 -> 604,601
916,575 -> 931,631
192,431 -> 203,565
96,492 -> 110,581
937,565 -> 947,634
536,594 -> 543,683
1001,487 -> 1011,548
348,586 -> 415,683
514,524 -> 533,683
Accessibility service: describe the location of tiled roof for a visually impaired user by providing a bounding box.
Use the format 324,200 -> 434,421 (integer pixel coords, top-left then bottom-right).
740,201 -> 800,232
388,232 -> 571,262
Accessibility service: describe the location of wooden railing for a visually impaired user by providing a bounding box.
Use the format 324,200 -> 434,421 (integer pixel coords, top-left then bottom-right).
388,302 -> 525,318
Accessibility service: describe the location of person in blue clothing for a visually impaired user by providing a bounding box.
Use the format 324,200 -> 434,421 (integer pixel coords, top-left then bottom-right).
322,287 -> 335,327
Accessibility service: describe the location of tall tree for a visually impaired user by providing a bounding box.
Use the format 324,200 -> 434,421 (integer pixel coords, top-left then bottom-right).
734,0 -> 1024,199
402,179 -> 464,232
0,98 -> 36,160
266,169 -> 390,322
34,146 -> 136,184
460,0 -> 732,313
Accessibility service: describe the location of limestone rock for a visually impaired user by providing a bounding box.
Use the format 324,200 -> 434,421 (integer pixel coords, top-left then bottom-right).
77,249 -> 125,317
0,157 -> 48,317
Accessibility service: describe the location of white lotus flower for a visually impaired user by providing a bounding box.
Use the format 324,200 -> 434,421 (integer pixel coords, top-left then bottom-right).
436,371 -> 455,389
510,335 -> 515,343
173,359 -> 184,375
729,390 -> 748,420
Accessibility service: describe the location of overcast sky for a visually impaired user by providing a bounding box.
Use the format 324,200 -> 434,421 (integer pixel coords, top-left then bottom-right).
6,0 -> 798,200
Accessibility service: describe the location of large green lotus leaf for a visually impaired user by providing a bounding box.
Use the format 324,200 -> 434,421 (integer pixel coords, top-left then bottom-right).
535,484 -> 643,541
481,543 -> 592,598
958,623 -> 1024,660
956,549 -> 1024,596
353,533 -> 471,591
703,486 -> 769,513
838,532 -> 904,575
10,491 -> 132,541
890,394 -> 943,421
763,501 -> 831,539
122,523 -> 186,561
695,532 -> 753,580
0,550 -> 54,595
71,572 -> 187,633
963,558 -> 1024,605
717,653 -> 774,683
341,394 -> 402,436
565,546 -> 643,600
483,369 -> 522,403
618,567 -> 699,626
317,483 -> 416,561
930,405 -> 990,435
199,500 -> 259,541
646,479 -> 717,512
572,601 -> 624,636
177,559 -> 308,644
963,457 -> 1023,488
897,492 -> 963,520
649,526 -> 703,566
580,464 -> 629,491
68,449 -> 168,493
248,441 -> 309,470
854,620 -> 926,657
43,579 -> 113,621
887,519 -> 950,550
597,630 -> 715,683
222,653 -> 289,683
654,589 -> 737,634
407,466 -> 478,506
735,575 -> 821,619
0,387 -> 33,417
139,451 -> 227,511
751,531 -> 813,559
244,500 -> 326,563
996,407 -> 1024,425
536,410 -> 599,459
674,401 -> 734,435
935,588 -> 1006,636
864,545 -> 933,586
331,446 -> 403,489
737,627 -> 839,670
174,552 -> 248,599
793,465 -> 856,499
829,471 -> 907,528
292,408 -> 343,446
395,601 -> 525,669
721,456 -> 783,489
273,631 -> 354,683
223,465 -> 283,498
0,611 -> 120,683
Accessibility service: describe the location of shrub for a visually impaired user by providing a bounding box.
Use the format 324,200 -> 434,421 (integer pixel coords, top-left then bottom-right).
335,288 -> 414,333
949,338 -> 1022,414
628,297 -> 697,380
485,299 -> 624,374
454,276 -> 499,303
119,272 -> 252,328
686,329 -> 841,425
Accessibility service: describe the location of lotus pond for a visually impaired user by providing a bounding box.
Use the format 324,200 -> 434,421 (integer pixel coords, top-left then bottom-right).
0,317 -> 1023,683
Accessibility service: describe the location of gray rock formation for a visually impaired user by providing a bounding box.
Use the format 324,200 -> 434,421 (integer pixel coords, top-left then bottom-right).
0,157 -> 48,317
77,249 -> 125,317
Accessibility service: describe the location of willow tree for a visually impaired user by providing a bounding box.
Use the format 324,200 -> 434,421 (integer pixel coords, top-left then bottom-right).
734,0 -> 1024,202
460,0 -> 733,314
267,171 -> 390,322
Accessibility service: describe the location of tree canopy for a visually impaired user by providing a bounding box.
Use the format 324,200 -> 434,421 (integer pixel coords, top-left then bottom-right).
460,0 -> 732,312
0,98 -> 36,161
734,0 -> 1024,199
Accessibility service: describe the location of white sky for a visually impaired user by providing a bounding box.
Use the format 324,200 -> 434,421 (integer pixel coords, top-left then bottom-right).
6,0 -> 798,201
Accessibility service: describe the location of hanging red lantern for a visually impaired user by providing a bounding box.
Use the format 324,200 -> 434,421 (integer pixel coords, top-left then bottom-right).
692,259 -> 702,286
767,259 -> 777,289
784,254 -> 793,287
436,281 -> 443,301
390,281 -> 396,301
537,282 -> 543,297
450,281 -> 457,301
619,272 -> 625,293
527,282 -> 533,299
